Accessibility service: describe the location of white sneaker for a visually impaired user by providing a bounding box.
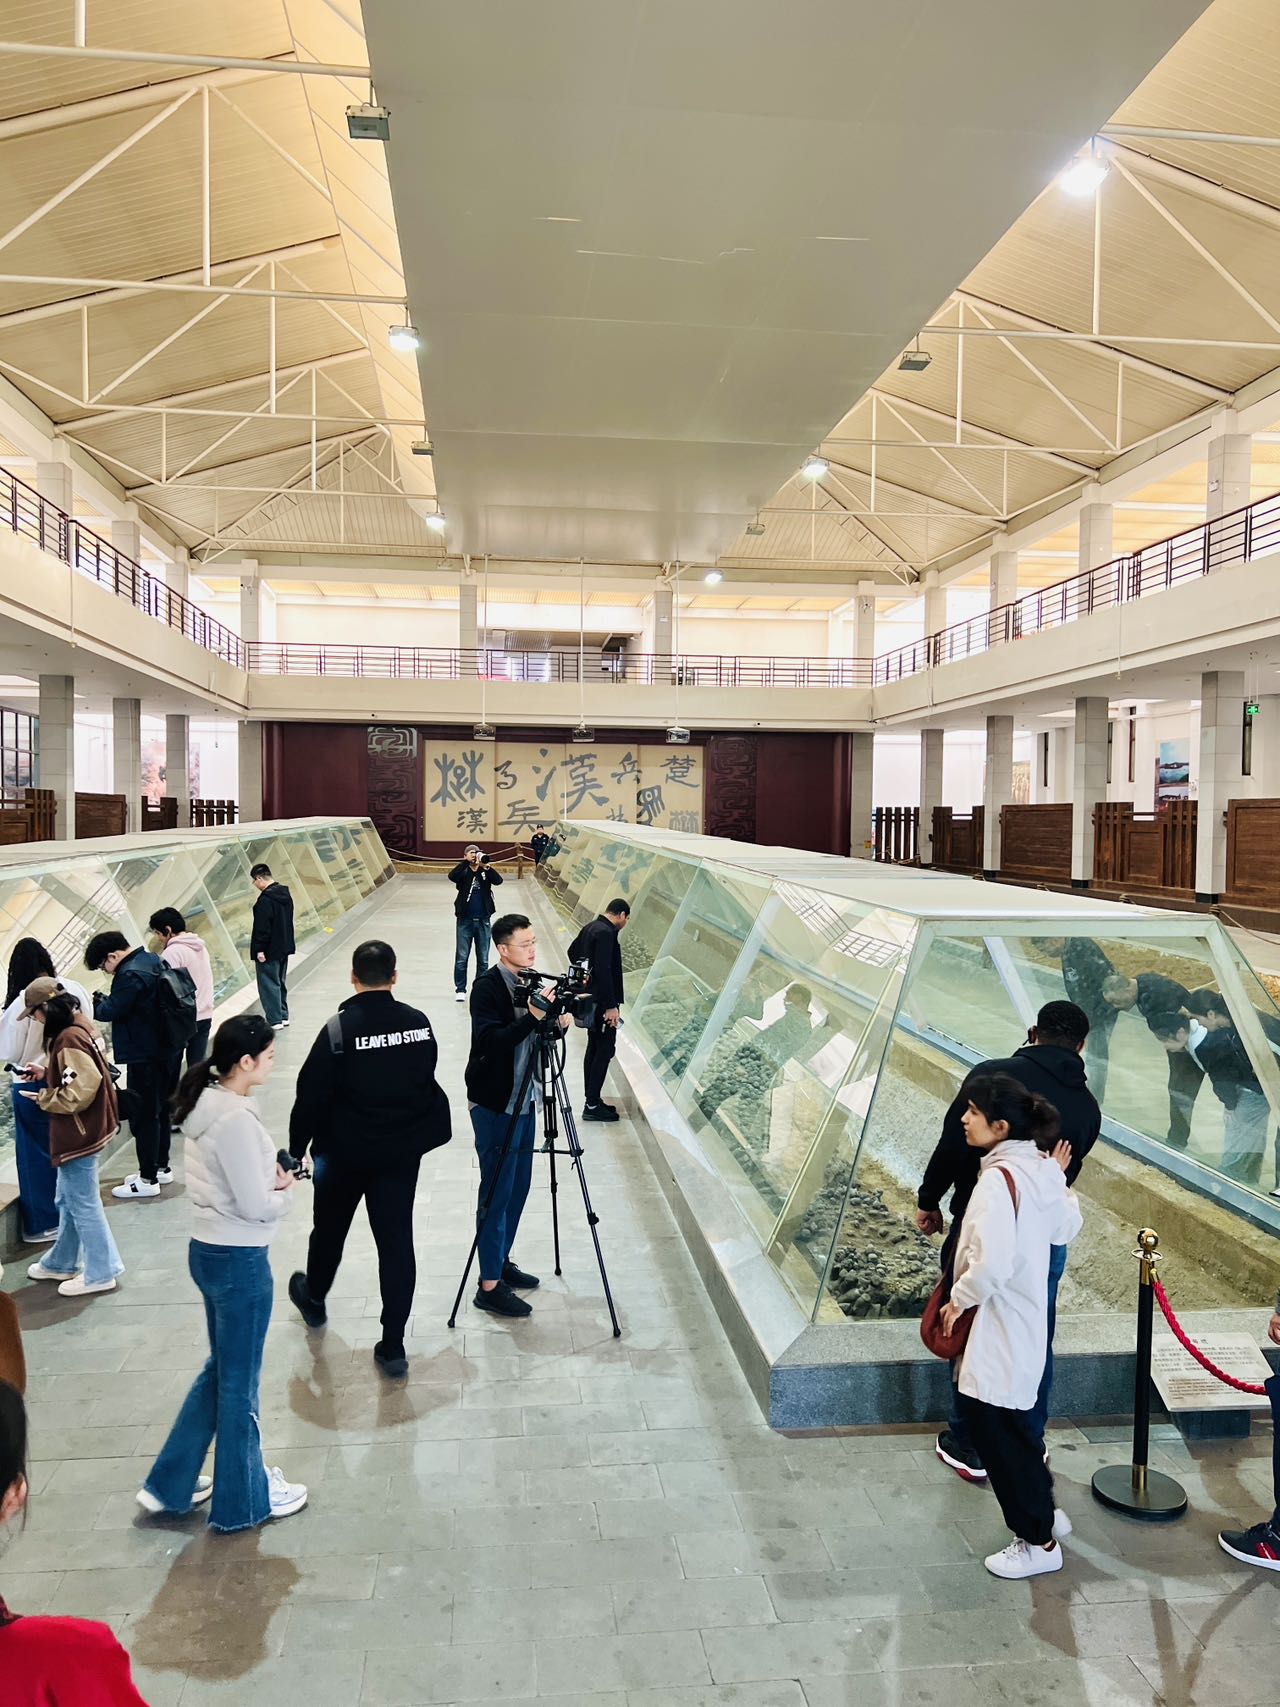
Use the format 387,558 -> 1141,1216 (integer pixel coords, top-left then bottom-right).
28,1260 -> 78,1282
454,991 -> 465,1003
25,1229 -> 58,1244
1053,1508 -> 1072,1540
277,1019 -> 290,1029
57,1274 -> 117,1297
112,1178 -> 161,1199
266,1465 -> 307,1519
156,1167 -> 174,1185
136,1475 -> 213,1515
984,1538 -> 1063,1580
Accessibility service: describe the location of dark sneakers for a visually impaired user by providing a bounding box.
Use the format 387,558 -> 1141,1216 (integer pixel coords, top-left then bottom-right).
374,1342 -> 409,1379
502,1260 -> 540,1290
935,1429 -> 988,1484
1219,1521 -> 1280,1571
582,1102 -> 619,1122
288,1271 -> 327,1330
474,1280 -> 532,1318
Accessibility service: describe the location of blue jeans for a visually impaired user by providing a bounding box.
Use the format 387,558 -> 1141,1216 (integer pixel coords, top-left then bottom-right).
46,1153 -> 123,1286
13,1080 -> 57,1239
256,958 -> 289,1026
455,917 -> 491,991
950,1243 -> 1068,1453
471,1103 -> 535,1283
143,1242 -> 274,1532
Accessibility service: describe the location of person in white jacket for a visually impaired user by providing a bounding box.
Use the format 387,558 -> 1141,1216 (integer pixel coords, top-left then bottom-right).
940,1071 -> 1083,1581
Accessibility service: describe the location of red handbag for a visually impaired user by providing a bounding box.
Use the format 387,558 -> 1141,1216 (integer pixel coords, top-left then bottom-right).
920,1167 -> 1018,1361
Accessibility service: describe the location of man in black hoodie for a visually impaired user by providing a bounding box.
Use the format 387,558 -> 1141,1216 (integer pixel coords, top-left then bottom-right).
286,939 -> 451,1378
917,999 -> 1100,1483
1102,969 -> 1203,1148
250,863 -> 296,1029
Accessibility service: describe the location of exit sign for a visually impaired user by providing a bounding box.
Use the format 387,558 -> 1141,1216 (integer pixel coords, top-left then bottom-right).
1246,701 -> 1261,718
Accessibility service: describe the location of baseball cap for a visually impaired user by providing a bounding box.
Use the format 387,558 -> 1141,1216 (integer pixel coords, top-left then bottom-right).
22,976 -> 62,1015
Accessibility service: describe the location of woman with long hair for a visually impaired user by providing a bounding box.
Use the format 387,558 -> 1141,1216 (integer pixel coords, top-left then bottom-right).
22,984 -> 124,1298
136,1015 -> 307,1531
0,939 -> 92,1243
0,1380 -> 150,1703
940,1071 -> 1082,1581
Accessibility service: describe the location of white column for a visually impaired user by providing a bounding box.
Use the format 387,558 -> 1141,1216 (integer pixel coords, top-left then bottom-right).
238,558 -> 263,642
1078,486 -> 1114,573
1071,696 -> 1109,886
1195,669 -> 1245,901
458,579 -> 478,677
1249,695 -> 1280,796
35,460 -> 73,515
238,721 -> 263,824
989,548 -> 1018,610
166,545 -> 191,600
850,730 -> 874,857
37,674 -> 75,839
982,713 -> 1014,874
111,697 -> 142,833
110,518 -> 141,563
653,585 -> 674,678
166,713 -> 190,825
1050,725 -> 1072,803
923,570 -> 946,642
918,728 -> 943,865
853,581 -> 877,661
1206,413 -> 1253,523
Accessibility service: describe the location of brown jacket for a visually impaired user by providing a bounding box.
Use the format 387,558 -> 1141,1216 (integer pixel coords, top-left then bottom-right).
35,1015 -> 120,1165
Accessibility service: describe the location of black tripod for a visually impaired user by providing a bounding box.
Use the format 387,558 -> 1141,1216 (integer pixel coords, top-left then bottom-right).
447,1018 -> 621,1336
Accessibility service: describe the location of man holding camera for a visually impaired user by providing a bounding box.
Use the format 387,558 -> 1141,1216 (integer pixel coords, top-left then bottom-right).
465,913 -> 570,1319
570,898 -> 631,1122
448,845 -> 504,1003
286,939 -> 451,1378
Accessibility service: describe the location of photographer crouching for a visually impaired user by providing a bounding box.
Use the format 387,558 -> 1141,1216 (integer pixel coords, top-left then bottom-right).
465,914 -> 571,1319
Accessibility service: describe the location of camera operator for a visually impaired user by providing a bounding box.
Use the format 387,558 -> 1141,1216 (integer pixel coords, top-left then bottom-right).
448,845 -> 503,1003
569,898 -> 631,1122
286,940 -> 451,1379
465,913 -> 570,1319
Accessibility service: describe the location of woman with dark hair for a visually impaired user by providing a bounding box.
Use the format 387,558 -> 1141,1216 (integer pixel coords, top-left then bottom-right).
0,939 -> 91,1243
136,1015 -> 307,1531
0,1380 -> 150,1703
22,982 -> 124,1298
939,1071 -> 1082,1581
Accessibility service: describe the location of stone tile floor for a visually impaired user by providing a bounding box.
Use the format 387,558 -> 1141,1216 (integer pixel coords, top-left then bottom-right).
2,877 -> 1278,1703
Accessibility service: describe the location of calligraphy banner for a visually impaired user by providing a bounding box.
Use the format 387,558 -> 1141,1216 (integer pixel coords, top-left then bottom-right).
638,744 -> 704,832
422,741 -> 495,842
492,742 -> 563,838
559,743 -> 641,823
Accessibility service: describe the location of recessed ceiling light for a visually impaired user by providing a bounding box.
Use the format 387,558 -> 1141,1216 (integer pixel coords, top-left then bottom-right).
1059,154 -> 1108,197
388,323 -> 421,352
801,456 -> 829,479
423,513 -> 447,534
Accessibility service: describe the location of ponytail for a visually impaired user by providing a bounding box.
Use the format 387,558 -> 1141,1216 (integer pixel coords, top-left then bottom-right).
171,1013 -> 275,1125
965,1071 -> 1061,1150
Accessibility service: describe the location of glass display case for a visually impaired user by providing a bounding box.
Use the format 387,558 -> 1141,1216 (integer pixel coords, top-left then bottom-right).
542,822 -> 1280,1328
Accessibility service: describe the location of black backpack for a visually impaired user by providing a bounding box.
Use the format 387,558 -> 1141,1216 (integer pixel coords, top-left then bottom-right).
154,963 -> 198,1054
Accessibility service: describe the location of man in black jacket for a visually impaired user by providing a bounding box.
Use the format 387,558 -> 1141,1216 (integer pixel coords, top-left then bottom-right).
569,899 -> 630,1122
287,939 -> 450,1378
1032,936 -> 1117,1104
85,929 -> 173,1199
250,863 -> 296,1029
465,913 -> 571,1319
916,1000 -> 1101,1483
448,845 -> 503,1002
1103,969 -> 1203,1147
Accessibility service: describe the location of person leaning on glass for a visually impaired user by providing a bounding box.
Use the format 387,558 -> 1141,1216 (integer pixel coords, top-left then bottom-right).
136,1015 -> 307,1532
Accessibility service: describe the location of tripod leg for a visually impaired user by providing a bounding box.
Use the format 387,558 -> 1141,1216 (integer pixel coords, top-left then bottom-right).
552,1057 -> 622,1338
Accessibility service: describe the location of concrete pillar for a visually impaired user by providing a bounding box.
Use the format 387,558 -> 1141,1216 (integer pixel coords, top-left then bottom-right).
1195,669 -> 1245,902
35,461 -> 73,515
918,728 -> 943,865
1071,696 -> 1109,886
166,713 -> 190,826
458,579 -> 478,677
111,698 -> 142,834
238,721 -> 263,824
166,545 -> 190,600
850,729 -> 874,858
110,519 -> 141,563
989,548 -> 1018,611
1078,487 -> 1114,574
238,558 -> 264,643
982,713 -> 1014,875
1051,725 -> 1072,803
1249,695 -> 1280,796
923,570 -> 946,653
37,675 -> 76,839
653,585 -> 674,678
853,581 -> 876,661
1206,413 -> 1253,523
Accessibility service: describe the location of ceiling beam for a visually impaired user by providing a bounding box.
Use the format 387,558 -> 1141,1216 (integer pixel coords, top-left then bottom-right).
57,350 -> 367,428
0,269 -> 403,308
823,456 -> 1002,520
1104,124 -> 1280,150
855,391 -> 1099,476
0,41 -> 370,79
1100,138 -> 1280,232
0,63 -> 274,140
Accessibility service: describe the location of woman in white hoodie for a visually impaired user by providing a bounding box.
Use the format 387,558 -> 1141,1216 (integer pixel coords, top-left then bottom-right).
135,1015 -> 307,1532
941,1071 -> 1082,1581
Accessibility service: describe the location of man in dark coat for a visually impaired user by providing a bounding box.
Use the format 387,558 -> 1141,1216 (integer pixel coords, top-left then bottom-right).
448,845 -> 503,1001
569,899 -> 630,1121
250,863 -> 296,1029
1102,969 -> 1203,1147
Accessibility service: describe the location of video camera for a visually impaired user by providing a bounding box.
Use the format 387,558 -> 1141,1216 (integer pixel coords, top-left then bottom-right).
515,964 -> 594,1029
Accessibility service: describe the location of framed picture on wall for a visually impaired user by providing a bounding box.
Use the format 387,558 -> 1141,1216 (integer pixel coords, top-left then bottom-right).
1156,736 -> 1191,802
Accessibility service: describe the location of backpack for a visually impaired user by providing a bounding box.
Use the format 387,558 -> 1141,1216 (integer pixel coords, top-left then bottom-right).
154,963 -> 198,1054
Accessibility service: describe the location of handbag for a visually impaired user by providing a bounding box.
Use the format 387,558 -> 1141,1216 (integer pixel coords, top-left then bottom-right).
0,1291 -> 26,1394
920,1166 -> 1019,1361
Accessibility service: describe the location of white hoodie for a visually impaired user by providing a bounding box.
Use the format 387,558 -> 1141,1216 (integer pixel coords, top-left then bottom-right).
951,1140 -> 1083,1412
183,1084 -> 292,1247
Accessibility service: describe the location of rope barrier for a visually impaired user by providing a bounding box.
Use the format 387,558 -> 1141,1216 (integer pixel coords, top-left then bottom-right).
1151,1274 -> 1268,1395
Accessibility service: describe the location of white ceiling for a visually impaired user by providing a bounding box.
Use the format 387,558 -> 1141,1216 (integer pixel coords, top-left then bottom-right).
363,0 -> 1210,565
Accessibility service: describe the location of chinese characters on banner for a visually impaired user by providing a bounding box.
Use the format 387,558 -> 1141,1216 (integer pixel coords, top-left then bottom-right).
560,745 -> 643,822
638,744 -> 704,831
423,743 -> 495,841
492,743 -> 563,836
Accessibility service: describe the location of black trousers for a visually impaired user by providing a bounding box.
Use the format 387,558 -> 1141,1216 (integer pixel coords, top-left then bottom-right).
958,1390 -> 1055,1545
1167,1045 -> 1204,1149
129,1057 -> 175,1181
186,1019 -> 212,1069
305,1153 -> 421,1348
584,1020 -> 617,1106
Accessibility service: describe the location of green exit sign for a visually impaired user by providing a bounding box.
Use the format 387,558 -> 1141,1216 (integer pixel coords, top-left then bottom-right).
1246,701 -> 1261,717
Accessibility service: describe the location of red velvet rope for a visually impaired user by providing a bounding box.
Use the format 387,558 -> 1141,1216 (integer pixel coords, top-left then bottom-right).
1151,1274 -> 1268,1395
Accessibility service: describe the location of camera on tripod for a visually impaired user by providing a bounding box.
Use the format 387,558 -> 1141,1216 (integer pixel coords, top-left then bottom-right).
515,963 -> 593,1028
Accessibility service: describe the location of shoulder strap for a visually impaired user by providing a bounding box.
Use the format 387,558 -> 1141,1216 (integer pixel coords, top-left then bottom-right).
995,1165 -> 1019,1217
327,1013 -> 344,1056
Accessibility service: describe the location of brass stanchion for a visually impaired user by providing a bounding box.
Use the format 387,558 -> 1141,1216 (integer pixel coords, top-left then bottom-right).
1091,1228 -> 1187,1521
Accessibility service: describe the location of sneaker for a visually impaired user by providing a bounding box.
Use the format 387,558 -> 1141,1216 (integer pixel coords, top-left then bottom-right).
112,1177 -> 161,1200
936,1430 -> 988,1484
277,1020 -> 290,1029
502,1260 -> 541,1291
288,1271 -> 327,1329
374,1342 -> 409,1379
28,1260 -> 78,1282
136,1476 -> 213,1516
474,1280 -> 533,1318
582,1102 -> 619,1123
1052,1508 -> 1072,1540
454,991 -> 466,1003
1219,1520 -> 1280,1571
156,1167 -> 174,1185
24,1229 -> 58,1244
984,1538 -> 1063,1579
266,1465 -> 308,1519
58,1274 -> 117,1297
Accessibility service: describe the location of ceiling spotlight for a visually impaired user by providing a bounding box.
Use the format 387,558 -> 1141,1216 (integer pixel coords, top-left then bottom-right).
745,514 -> 766,536
410,439 -> 433,457
473,722 -> 497,740
388,322 -> 421,352
423,512 -> 447,533
898,344 -> 932,373
704,569 -> 724,585
801,456 -> 829,480
571,722 -> 595,744
1059,152 -> 1108,197
665,723 -> 691,746
346,101 -> 391,142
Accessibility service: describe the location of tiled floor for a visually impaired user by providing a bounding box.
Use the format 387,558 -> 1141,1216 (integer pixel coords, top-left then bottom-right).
3,877 -> 1278,1704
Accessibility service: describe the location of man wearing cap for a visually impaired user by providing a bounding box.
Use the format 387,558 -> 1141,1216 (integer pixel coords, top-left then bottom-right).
447,845 -> 503,1004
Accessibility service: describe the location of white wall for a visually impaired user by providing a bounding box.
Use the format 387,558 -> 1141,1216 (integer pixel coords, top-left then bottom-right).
676,614 -> 829,659
271,601 -> 459,649
870,729 -> 988,809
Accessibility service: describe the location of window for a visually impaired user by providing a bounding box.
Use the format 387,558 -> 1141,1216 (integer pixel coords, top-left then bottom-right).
0,708 -> 36,797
